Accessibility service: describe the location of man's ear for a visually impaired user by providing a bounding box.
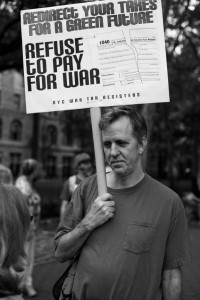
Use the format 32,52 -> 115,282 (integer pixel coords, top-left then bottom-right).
139,137 -> 147,154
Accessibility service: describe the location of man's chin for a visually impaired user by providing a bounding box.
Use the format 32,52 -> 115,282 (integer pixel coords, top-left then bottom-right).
112,166 -> 125,174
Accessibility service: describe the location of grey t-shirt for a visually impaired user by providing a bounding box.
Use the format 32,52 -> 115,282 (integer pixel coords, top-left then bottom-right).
55,174 -> 191,300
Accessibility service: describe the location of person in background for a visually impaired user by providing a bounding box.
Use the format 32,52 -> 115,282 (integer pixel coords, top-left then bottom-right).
183,176 -> 200,223
60,153 -> 93,219
0,183 -> 31,300
15,159 -> 42,297
55,106 -> 191,300
0,163 -> 13,184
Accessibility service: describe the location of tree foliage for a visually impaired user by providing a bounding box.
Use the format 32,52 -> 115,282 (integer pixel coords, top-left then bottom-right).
150,0 -> 200,180
0,0 -> 88,70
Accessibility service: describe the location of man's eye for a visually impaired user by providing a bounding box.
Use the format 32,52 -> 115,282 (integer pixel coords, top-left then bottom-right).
117,141 -> 126,146
104,142 -> 111,148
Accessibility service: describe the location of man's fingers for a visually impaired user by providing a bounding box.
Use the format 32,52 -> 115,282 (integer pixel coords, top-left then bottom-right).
94,194 -> 115,209
87,194 -> 116,228
98,193 -> 113,202
103,205 -> 116,219
106,201 -> 115,207
110,206 -> 115,212
109,212 -> 115,219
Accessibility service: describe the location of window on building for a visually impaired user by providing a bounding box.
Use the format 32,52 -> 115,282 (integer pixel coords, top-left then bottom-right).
46,155 -> 57,177
10,120 -> 22,141
14,94 -> 21,110
47,125 -> 57,145
10,153 -> 21,178
62,156 -> 72,178
0,119 -> 2,139
0,90 -> 2,107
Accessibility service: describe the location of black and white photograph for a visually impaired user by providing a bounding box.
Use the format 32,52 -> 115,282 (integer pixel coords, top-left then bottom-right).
0,0 -> 199,299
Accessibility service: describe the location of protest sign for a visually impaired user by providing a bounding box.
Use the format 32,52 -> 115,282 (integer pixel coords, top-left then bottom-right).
21,0 -> 169,114
21,0 -> 169,194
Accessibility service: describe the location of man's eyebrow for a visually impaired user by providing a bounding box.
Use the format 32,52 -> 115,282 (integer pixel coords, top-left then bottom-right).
116,139 -> 128,144
102,137 -> 111,141
103,138 -> 127,143
103,139 -> 111,143
115,138 -> 126,142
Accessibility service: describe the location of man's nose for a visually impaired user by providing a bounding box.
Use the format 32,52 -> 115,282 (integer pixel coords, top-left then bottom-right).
110,143 -> 119,156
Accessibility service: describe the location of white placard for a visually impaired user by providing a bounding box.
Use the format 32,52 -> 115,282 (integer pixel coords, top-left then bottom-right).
21,0 -> 169,113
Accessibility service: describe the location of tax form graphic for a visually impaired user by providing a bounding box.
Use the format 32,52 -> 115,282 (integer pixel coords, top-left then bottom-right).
89,29 -> 160,88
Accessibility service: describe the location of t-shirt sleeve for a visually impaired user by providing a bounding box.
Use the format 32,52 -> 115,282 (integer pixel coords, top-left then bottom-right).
163,198 -> 192,270
55,185 -> 84,250
60,179 -> 71,202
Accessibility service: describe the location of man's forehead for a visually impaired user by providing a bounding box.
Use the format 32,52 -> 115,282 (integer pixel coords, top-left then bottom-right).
102,117 -> 133,136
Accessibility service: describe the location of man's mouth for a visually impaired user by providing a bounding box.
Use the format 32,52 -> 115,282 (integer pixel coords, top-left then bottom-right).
111,161 -> 124,165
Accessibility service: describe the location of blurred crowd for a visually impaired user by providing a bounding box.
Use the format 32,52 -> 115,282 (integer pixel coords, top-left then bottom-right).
0,152 -> 93,299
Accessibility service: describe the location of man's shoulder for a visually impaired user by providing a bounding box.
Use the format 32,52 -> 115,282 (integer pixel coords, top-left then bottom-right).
145,175 -> 184,217
79,174 -> 97,189
72,174 -> 97,211
146,174 -> 181,200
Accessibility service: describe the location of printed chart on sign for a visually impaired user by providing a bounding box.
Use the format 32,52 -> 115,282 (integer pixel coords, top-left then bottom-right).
89,29 -> 160,87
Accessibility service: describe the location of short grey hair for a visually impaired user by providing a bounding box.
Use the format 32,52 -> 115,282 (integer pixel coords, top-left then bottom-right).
99,106 -> 147,145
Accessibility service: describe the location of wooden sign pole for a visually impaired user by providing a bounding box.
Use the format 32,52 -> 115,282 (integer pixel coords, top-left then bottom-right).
90,107 -> 107,195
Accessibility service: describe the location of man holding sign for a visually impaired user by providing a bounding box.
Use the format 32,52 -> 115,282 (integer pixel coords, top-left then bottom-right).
55,106 -> 191,300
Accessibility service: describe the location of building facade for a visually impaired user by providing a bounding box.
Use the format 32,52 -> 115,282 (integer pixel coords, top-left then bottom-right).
0,69 -> 81,179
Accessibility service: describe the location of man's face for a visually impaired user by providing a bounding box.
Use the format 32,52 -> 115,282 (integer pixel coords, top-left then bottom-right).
102,116 -> 145,177
78,162 -> 93,178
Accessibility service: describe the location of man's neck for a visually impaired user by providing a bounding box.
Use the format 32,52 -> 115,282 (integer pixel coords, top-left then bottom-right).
107,170 -> 145,189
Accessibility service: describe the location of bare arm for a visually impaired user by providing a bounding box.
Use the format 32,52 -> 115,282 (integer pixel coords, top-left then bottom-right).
60,200 -> 69,219
162,268 -> 182,300
55,193 -> 115,262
